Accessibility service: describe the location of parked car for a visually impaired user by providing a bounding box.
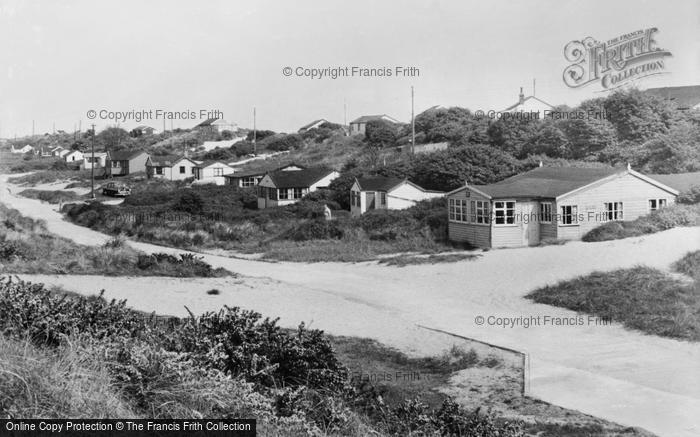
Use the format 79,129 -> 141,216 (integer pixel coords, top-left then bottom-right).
101,182 -> 131,197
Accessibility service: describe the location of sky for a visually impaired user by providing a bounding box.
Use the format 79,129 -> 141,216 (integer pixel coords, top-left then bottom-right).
0,0 -> 698,137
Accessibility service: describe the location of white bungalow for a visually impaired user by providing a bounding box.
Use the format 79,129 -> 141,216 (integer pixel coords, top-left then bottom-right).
350,176 -> 444,216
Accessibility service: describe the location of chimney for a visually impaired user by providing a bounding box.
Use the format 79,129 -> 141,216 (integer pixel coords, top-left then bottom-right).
519,87 -> 525,104
538,160 -> 543,167
627,162 -> 631,171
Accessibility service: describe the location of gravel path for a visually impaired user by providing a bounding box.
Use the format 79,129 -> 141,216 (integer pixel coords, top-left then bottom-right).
2,174 -> 699,436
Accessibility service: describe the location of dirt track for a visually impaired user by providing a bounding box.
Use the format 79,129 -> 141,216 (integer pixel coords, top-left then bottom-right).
2,174 -> 699,437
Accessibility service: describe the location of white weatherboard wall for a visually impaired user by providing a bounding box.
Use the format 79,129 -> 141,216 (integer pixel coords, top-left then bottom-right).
556,172 -> 676,240
388,182 -> 442,210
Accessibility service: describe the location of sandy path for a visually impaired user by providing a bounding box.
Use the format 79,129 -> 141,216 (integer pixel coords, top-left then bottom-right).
2,174 -> 700,436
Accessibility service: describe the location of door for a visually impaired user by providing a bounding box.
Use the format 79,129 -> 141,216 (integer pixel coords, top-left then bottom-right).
366,192 -> 375,210
521,201 -> 540,246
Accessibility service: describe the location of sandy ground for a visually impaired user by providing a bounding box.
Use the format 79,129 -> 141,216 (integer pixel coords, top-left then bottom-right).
2,173 -> 700,437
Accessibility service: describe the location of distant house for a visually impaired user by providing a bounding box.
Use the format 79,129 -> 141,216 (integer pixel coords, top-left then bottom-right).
83,152 -> 108,169
64,150 -> 84,163
446,165 -> 679,248
397,141 -> 449,154
644,86 -> 700,110
298,119 -> 330,133
502,87 -> 554,119
11,144 -> 34,154
106,150 -> 149,176
132,125 -> 159,136
195,118 -> 238,133
647,172 -> 700,193
35,146 -> 52,157
257,167 -> 339,209
349,114 -> 400,136
350,176 -> 444,216
51,146 -> 67,157
146,155 -> 199,180
193,161 -> 235,185
223,163 -> 305,188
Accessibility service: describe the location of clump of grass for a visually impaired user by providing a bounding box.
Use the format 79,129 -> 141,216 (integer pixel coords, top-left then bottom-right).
527,263 -> 700,341
0,336 -> 136,418
206,288 -> 221,295
673,250 -> 700,280
19,189 -> 82,204
378,253 -> 480,267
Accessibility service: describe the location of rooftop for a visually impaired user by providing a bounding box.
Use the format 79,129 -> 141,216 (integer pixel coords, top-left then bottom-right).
267,167 -> 335,188
468,166 -> 623,199
647,172 -> 700,193
109,149 -> 148,161
355,176 -> 405,192
350,114 -> 399,124
645,86 -> 700,109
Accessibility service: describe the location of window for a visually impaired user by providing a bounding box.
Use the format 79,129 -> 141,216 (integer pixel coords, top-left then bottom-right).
191,167 -> 195,174
179,166 -> 185,174
469,200 -> 489,224
561,205 -> 578,225
155,167 -> 163,175
540,202 -> 552,223
293,188 -> 304,199
112,161 -> 121,168
213,168 -> 224,177
351,191 -> 361,207
380,192 -> 387,206
493,201 -> 515,225
448,198 -> 467,222
278,188 -> 289,200
241,177 -> 256,187
649,198 -> 667,212
604,202 -> 623,220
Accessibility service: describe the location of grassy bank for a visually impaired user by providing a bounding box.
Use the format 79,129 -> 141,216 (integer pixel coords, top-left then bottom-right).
0,204 -> 231,277
583,203 -> 700,242
19,188 -> 83,204
527,250 -> 700,341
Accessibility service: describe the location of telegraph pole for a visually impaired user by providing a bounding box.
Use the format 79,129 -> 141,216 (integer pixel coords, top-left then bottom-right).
90,124 -> 96,199
411,86 -> 415,155
252,107 -> 257,156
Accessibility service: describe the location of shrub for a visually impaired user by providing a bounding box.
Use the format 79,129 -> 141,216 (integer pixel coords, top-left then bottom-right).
360,210 -> 419,241
283,219 -> 344,241
673,250 -> 700,280
678,185 -> 700,204
583,204 -> 700,242
173,191 -> 205,215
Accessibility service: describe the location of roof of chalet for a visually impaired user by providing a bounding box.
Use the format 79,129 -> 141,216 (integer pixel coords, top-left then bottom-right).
349,114 -> 399,124
108,149 -> 148,161
355,176 -> 406,192
647,172 -> 700,193
147,155 -> 192,167
644,86 -> 700,109
456,166 -> 630,199
266,167 -> 335,188
502,95 -> 554,112
299,119 -> 329,131
223,163 -> 306,178
195,160 -> 232,168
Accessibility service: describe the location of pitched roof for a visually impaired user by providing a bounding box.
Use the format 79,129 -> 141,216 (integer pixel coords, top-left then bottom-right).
195,117 -> 219,127
224,163 -> 306,178
502,96 -> 554,112
350,114 -> 399,124
266,167 -> 335,188
147,154 -> 183,167
465,166 -> 623,199
647,172 -> 700,193
195,160 -> 232,168
299,119 -> 328,131
109,149 -> 147,161
355,176 -> 405,192
645,86 -> 700,109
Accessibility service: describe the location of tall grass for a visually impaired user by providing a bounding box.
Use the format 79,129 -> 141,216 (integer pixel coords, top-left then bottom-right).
527,252 -> 700,341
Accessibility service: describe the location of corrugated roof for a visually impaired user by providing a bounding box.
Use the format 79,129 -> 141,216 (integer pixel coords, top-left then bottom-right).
470,167 -> 622,199
109,150 -> 147,161
647,172 -> 700,193
267,167 -> 335,188
356,176 -> 405,192
645,86 -> 700,109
